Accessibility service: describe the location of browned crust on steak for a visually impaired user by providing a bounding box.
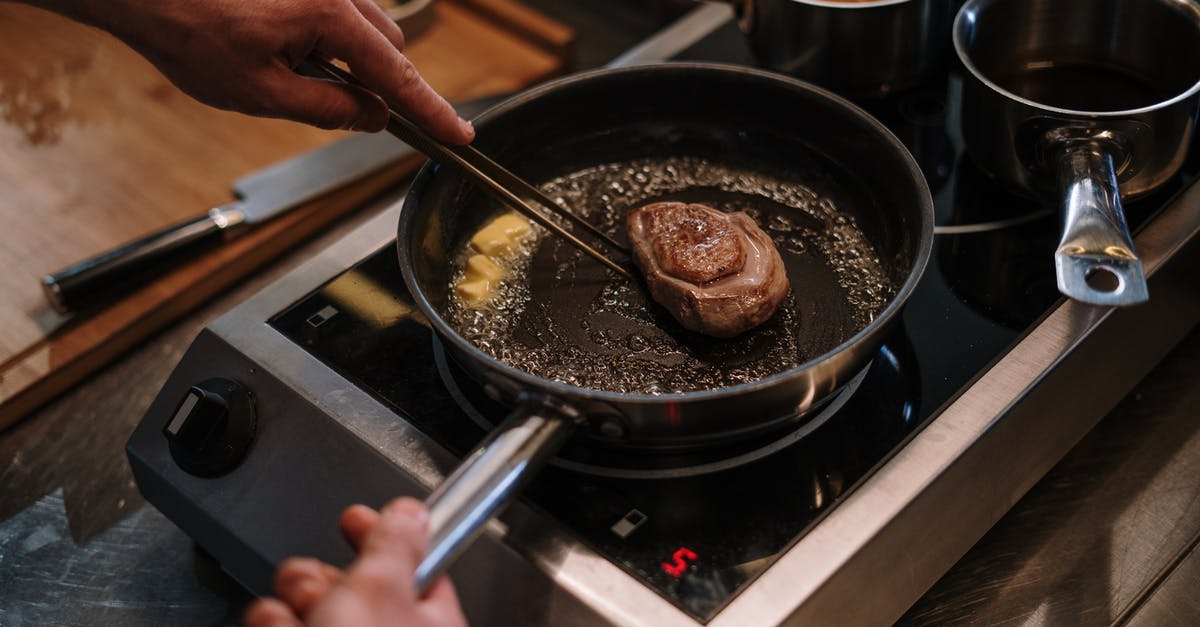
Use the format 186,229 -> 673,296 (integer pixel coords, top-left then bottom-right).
639,202 -> 745,284
627,202 -> 790,338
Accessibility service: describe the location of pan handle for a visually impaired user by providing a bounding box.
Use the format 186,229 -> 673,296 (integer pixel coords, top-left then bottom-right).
415,395 -> 580,595
1054,143 -> 1149,306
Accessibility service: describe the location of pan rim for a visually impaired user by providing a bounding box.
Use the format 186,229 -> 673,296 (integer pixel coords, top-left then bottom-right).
399,61 -> 934,404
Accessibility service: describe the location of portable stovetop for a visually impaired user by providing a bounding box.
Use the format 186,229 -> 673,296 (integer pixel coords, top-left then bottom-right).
126,7 -> 1200,626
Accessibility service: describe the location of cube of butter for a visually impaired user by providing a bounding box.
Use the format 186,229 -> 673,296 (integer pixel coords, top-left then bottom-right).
455,278 -> 491,306
470,214 -> 532,256
455,254 -> 505,306
465,254 -> 503,282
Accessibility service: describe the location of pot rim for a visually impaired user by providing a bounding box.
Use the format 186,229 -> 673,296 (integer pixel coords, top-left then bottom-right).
953,0 -> 1200,117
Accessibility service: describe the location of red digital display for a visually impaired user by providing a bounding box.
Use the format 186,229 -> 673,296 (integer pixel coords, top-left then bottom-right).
661,547 -> 698,578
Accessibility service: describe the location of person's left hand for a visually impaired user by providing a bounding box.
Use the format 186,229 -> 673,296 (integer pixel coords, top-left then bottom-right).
243,498 -> 468,627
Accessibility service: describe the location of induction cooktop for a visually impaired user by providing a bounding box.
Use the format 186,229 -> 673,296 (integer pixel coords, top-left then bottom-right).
126,8 -> 1200,626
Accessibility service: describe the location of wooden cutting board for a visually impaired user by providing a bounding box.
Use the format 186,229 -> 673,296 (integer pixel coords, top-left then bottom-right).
0,0 -> 574,429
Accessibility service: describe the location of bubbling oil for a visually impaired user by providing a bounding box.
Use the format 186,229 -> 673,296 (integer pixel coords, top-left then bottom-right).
446,155 -> 895,394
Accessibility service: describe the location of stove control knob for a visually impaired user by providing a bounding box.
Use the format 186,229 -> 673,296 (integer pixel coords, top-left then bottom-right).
162,377 -> 256,477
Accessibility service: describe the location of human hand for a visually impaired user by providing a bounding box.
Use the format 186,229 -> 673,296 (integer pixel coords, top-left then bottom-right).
72,0 -> 474,143
243,498 -> 468,627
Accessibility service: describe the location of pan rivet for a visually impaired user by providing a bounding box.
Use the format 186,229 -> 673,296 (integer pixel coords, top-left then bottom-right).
598,419 -> 625,439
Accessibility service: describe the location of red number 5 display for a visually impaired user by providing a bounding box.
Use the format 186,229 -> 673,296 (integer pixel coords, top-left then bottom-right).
661,547 -> 698,578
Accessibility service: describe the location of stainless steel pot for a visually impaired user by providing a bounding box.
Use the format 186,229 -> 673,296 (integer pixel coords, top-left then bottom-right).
953,0 -> 1200,306
719,0 -> 954,99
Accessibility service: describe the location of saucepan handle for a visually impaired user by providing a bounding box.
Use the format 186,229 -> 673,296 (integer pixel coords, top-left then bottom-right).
415,397 -> 580,595
1054,144 -> 1149,306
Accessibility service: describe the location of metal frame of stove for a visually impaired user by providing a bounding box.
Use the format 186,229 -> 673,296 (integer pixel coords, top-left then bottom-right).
128,6 -> 1200,626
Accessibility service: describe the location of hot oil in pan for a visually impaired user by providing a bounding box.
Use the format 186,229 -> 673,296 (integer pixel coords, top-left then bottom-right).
446,155 -> 895,394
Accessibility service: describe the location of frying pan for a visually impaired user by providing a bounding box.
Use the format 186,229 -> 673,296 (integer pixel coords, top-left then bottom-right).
396,63 -> 934,591
954,0 -> 1200,306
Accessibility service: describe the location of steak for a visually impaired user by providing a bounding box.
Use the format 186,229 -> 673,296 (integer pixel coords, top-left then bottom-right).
626,201 -> 790,338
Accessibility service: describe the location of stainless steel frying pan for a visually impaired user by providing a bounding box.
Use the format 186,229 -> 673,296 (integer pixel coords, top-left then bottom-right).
397,63 -> 934,591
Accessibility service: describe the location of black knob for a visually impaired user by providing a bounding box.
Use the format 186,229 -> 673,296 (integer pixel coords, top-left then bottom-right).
163,377 -> 256,477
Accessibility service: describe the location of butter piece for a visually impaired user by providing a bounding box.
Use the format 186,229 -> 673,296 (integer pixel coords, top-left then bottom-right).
455,255 -> 506,306
465,254 -> 503,282
455,278 -> 492,306
470,213 -> 532,256
457,214 -> 531,307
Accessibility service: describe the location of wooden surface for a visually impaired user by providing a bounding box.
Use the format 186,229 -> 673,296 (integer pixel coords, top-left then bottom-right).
0,0 -> 574,429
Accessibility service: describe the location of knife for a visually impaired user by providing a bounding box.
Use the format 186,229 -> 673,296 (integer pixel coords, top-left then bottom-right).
39,131 -> 415,314
41,95 -> 504,314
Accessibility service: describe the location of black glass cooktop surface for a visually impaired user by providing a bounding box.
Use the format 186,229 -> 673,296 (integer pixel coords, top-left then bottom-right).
269,18 -> 1199,624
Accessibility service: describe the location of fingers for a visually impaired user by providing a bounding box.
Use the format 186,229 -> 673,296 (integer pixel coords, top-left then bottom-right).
259,499 -> 467,627
351,0 -> 406,51
242,597 -> 302,627
336,497 -> 429,608
342,500 -> 460,606
220,0 -> 469,141
274,557 -> 343,618
339,503 -> 380,552
259,68 -> 390,131
317,12 -> 474,144
361,497 -> 430,572
378,53 -> 475,145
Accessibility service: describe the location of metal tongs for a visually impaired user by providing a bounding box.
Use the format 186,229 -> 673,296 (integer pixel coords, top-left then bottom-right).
303,57 -> 633,278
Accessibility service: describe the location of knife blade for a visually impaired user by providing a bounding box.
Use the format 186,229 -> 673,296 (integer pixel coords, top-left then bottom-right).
40,131 -> 415,315
41,96 -> 501,314
233,130 -> 413,224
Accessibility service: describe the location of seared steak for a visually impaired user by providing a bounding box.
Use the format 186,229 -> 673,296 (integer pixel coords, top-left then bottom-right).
627,202 -> 789,337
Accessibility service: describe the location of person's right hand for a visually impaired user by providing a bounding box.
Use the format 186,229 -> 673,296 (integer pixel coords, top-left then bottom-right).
243,498 -> 468,627
34,0 -> 474,144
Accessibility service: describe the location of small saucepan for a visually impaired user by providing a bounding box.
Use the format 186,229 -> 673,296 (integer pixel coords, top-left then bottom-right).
954,0 -> 1200,306
719,0 -> 955,99
397,63 -> 933,591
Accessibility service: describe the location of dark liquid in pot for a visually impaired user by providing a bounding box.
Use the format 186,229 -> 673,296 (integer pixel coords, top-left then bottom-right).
445,155 -> 896,394
994,62 -> 1168,111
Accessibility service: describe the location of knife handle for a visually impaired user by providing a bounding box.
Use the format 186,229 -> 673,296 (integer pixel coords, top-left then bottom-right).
42,204 -> 246,314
